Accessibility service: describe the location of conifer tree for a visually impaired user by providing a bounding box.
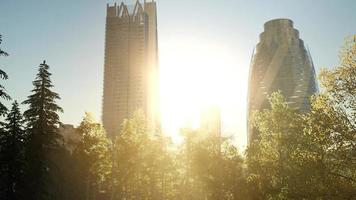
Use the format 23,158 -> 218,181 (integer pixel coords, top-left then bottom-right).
22,60 -> 63,200
0,34 -> 11,116
0,101 -> 26,200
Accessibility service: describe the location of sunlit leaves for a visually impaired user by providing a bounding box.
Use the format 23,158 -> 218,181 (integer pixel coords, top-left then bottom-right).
71,112 -> 112,199
247,36 -> 356,199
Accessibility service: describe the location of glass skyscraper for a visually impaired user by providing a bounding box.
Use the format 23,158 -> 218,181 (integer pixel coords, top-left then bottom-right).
247,19 -> 318,144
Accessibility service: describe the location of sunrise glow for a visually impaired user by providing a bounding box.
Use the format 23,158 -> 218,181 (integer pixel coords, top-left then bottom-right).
159,36 -> 249,145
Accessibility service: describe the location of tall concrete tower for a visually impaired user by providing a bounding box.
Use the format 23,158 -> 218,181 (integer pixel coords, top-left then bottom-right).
247,19 -> 318,144
102,0 -> 160,139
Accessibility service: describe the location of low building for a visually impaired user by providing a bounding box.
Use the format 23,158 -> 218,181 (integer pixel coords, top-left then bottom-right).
58,124 -> 81,153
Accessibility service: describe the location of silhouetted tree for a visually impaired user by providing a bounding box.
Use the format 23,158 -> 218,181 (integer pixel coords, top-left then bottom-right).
0,101 -> 26,200
0,34 -> 11,116
48,141 -> 74,200
22,61 -> 63,200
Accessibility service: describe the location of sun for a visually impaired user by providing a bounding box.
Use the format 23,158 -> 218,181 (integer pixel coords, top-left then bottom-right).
159,36 -> 249,146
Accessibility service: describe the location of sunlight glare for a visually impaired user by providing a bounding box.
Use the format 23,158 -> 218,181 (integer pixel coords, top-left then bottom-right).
160,36 -> 249,147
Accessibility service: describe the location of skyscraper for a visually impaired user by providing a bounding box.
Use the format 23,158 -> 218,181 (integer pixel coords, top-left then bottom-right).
102,0 -> 159,139
247,19 -> 318,144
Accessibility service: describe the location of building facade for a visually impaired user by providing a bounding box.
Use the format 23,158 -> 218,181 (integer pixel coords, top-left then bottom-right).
247,19 -> 318,144
102,0 -> 159,139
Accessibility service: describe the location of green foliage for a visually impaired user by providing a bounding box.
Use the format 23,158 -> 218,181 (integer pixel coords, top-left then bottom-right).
23,61 -> 63,131
112,111 -> 175,199
0,101 -> 26,199
246,36 -> 356,199
305,35 -> 356,198
0,31 -> 355,200
179,129 -> 247,200
110,113 -> 247,200
246,92 -> 322,199
22,61 -> 64,200
71,112 -> 112,200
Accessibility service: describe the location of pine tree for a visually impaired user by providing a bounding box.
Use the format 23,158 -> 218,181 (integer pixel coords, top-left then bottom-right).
0,34 -> 11,116
0,101 -> 26,200
22,60 -> 63,200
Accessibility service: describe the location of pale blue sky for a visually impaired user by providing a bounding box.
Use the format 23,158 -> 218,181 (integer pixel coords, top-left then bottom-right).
0,0 -> 355,147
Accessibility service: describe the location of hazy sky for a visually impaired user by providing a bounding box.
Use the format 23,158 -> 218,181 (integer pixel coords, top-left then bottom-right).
0,0 -> 355,148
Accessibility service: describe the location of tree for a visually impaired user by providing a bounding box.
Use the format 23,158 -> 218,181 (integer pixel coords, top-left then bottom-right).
0,101 -> 26,200
22,60 -> 63,200
0,34 -> 11,116
71,112 -> 111,200
112,111 -> 175,200
246,36 -> 356,199
179,128 -> 247,200
246,92 -> 319,199
304,35 -> 356,198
